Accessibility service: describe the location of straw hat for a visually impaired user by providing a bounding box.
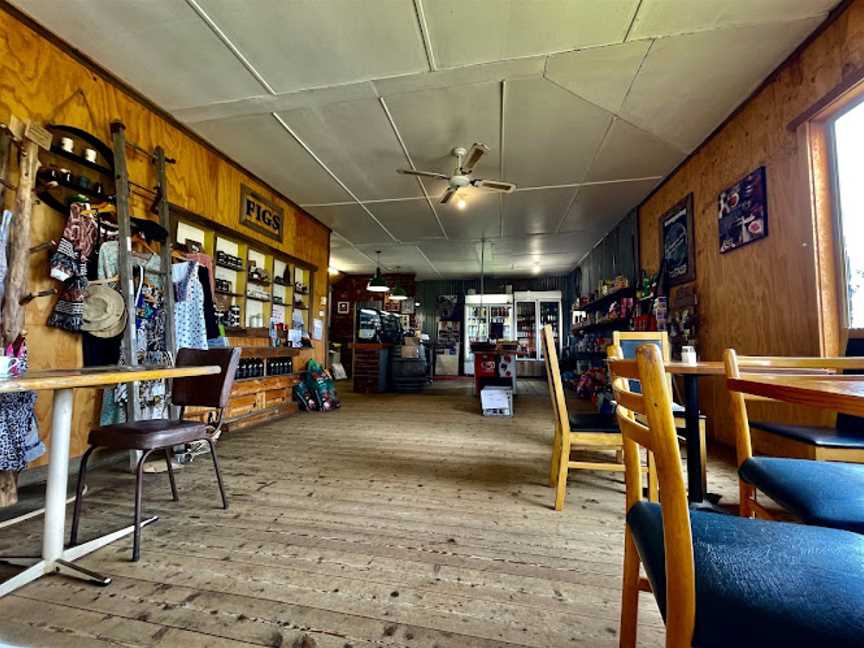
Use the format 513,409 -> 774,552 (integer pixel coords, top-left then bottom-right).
81,285 -> 127,338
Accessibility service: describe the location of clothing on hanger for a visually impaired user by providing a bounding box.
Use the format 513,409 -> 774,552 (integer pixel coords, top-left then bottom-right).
0,346 -> 43,472
48,203 -> 99,332
172,260 -> 208,350
198,265 -> 219,339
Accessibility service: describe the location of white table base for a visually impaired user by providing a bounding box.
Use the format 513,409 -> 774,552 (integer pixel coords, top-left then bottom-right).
0,388 -> 158,597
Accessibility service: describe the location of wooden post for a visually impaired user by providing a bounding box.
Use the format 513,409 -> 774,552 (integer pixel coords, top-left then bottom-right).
2,138 -> 38,346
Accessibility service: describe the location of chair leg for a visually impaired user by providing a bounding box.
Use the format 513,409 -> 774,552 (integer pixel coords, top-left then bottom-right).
553,434 -> 570,511
132,449 -> 155,562
549,427 -> 562,488
69,446 -> 96,546
206,438 -> 228,510
165,448 -> 179,502
619,528 -> 641,648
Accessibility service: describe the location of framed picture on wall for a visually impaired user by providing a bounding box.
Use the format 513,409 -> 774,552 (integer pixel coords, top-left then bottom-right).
660,193 -> 696,286
718,166 -> 768,253
337,301 -> 350,315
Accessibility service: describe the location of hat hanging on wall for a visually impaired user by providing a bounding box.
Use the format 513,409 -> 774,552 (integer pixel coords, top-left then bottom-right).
81,285 -> 127,338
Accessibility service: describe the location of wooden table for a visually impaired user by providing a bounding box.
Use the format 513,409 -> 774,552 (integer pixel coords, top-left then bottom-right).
0,364 -> 220,598
665,362 -> 723,504
727,374 -> 864,417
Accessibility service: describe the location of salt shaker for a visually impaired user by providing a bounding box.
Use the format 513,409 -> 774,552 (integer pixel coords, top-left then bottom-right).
681,345 -> 697,365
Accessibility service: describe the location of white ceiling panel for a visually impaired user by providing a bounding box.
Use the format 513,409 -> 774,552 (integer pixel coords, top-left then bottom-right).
418,240 -> 480,264
303,204 -> 392,245
545,41 -> 651,114
501,188 -> 577,237
374,58 -> 544,96
329,246 -> 376,273
12,0 -> 265,110
492,231 -> 598,257
629,0 -> 838,40
197,0 -> 428,93
383,82 -> 502,175
277,99 -> 420,201
363,199 -> 445,241
435,190 -> 501,240
587,118 -> 684,182
504,78 -> 613,187
355,244 -> 435,272
559,178 -> 659,234
192,115 -> 348,205
621,18 -> 823,151
423,0 -> 640,69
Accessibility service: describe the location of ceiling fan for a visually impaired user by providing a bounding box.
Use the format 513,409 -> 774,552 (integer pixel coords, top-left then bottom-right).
397,143 -> 516,205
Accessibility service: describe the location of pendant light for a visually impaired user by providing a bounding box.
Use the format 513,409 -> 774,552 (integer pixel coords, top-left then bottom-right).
367,250 -> 390,293
390,265 -> 408,301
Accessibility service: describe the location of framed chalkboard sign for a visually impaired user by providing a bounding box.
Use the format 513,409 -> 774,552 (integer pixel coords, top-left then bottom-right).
660,193 -> 695,286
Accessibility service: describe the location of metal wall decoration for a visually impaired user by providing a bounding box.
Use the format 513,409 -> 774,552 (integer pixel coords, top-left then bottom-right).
718,166 -> 768,254
660,193 -> 696,286
240,184 -> 284,242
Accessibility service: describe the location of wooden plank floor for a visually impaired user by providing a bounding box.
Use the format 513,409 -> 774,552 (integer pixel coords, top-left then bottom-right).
0,378 -> 738,647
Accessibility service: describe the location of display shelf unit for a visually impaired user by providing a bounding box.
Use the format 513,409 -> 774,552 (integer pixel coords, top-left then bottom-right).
576,286 -> 635,313
173,214 -> 315,340
572,319 -> 631,334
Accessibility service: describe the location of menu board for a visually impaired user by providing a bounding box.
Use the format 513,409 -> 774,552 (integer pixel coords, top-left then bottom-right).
718,166 -> 768,254
660,193 -> 695,286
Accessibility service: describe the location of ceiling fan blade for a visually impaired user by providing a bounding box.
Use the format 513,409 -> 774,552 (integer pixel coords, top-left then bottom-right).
440,187 -> 458,204
471,178 -> 516,193
397,168 -> 450,180
460,142 -> 489,174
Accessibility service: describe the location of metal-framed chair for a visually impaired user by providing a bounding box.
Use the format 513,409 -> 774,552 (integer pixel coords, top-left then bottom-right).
69,347 -> 240,561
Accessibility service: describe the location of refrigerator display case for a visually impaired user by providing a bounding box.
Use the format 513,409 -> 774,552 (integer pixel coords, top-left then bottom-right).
463,294 -> 513,375
514,291 -> 563,377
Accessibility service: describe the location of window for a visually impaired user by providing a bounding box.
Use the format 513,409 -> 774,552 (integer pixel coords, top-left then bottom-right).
832,101 -> 864,329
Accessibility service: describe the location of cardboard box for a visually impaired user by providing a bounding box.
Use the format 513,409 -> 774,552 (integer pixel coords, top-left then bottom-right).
481,386 -> 513,416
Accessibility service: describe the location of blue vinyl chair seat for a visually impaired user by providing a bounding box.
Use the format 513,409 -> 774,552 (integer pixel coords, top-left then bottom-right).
627,501 -> 864,648
750,421 -> 864,448
739,457 -> 864,533
568,412 -> 619,432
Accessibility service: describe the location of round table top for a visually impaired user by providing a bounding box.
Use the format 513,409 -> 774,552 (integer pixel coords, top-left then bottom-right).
0,364 -> 220,393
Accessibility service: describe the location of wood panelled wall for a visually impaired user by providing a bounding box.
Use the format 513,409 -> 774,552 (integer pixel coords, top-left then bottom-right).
0,7 -> 330,465
638,1 -> 864,444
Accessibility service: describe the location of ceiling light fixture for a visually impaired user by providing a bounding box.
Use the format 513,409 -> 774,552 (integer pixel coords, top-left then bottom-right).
532,262 -> 541,274
367,251 -> 390,293
328,266 -> 340,275
390,265 -> 408,301
456,197 -> 467,210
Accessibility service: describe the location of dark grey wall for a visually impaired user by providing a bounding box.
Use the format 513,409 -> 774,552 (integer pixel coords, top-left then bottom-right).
576,209 -> 640,297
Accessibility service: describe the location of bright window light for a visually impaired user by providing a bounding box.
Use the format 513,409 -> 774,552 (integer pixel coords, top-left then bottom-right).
833,103 -> 864,328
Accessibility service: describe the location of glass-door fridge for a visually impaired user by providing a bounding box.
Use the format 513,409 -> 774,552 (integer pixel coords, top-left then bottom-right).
464,294 -> 513,375
514,291 -> 562,377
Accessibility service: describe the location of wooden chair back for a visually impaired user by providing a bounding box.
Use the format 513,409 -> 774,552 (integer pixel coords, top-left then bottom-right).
723,349 -> 864,468
542,324 -> 570,436
173,347 -> 241,410
608,343 -> 696,647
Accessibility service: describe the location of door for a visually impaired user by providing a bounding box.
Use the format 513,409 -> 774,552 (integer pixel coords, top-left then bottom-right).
538,300 -> 562,359
516,300 -> 538,360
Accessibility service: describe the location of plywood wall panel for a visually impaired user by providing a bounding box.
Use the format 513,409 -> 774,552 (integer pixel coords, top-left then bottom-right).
0,7 -> 330,466
638,1 -> 864,444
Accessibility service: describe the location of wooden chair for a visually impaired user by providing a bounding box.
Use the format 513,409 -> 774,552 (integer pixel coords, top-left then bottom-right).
725,340 -> 864,463
725,348 -> 864,531
612,330 -> 708,484
542,324 -> 623,511
609,343 -> 864,648
70,347 -> 240,561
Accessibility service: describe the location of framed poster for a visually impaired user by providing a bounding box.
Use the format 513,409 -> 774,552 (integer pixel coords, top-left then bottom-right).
718,166 -> 768,253
336,301 -> 350,315
660,193 -> 695,286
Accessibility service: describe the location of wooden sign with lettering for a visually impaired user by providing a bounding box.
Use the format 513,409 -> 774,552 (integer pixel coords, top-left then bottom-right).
240,184 -> 283,242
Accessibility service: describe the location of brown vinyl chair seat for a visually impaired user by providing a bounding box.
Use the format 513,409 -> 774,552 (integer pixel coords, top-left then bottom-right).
89,419 -> 210,450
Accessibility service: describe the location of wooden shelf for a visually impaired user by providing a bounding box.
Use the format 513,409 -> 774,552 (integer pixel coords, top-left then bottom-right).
238,346 -> 301,359
576,287 -> 635,313
572,319 -> 632,334
215,261 -> 244,272
47,146 -> 113,176
215,290 -> 242,297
